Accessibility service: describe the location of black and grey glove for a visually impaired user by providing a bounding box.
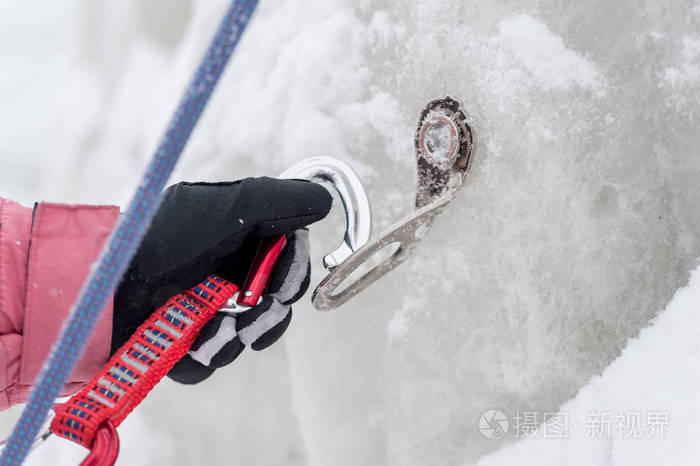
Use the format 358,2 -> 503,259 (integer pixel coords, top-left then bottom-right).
178,228 -> 311,383
113,177 -> 332,384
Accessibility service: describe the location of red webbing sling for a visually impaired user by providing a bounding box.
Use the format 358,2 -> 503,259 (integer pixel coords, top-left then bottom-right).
50,235 -> 287,465
51,275 -> 238,447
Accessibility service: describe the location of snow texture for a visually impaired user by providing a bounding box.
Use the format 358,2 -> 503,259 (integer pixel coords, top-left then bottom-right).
0,1 -> 698,465
477,266 -> 700,465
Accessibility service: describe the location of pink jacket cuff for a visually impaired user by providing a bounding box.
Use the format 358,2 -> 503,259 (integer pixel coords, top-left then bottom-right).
0,198 -> 119,409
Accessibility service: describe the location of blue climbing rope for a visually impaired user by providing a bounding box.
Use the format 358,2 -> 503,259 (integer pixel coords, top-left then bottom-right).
0,1 -> 259,464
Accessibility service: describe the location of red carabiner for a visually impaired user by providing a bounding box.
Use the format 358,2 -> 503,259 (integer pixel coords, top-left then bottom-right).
80,421 -> 119,466
238,235 -> 288,306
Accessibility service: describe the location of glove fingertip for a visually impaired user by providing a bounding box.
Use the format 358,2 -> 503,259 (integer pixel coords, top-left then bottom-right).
191,313 -> 228,351
269,230 -> 311,304
250,308 -> 292,351
307,181 -> 333,219
209,337 -> 245,368
280,262 -> 310,305
252,179 -> 333,235
168,355 -> 216,385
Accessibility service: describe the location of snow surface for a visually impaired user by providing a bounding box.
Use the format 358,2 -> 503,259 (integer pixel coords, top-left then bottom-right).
0,0 -> 698,465
477,267 -> 700,465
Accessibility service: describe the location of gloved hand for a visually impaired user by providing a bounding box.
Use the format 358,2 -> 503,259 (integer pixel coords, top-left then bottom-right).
113,177 -> 332,384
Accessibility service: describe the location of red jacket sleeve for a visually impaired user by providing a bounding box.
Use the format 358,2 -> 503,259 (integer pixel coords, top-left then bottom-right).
0,197 -> 119,409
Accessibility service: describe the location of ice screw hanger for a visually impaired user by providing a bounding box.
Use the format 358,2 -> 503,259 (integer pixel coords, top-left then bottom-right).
299,96 -> 476,310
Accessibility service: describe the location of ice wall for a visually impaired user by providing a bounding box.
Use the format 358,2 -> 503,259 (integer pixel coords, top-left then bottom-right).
477,265 -> 700,466
0,0 -> 698,465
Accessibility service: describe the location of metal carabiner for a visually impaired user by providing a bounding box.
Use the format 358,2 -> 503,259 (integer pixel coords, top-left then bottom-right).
298,96 -> 475,311
279,156 -> 372,270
